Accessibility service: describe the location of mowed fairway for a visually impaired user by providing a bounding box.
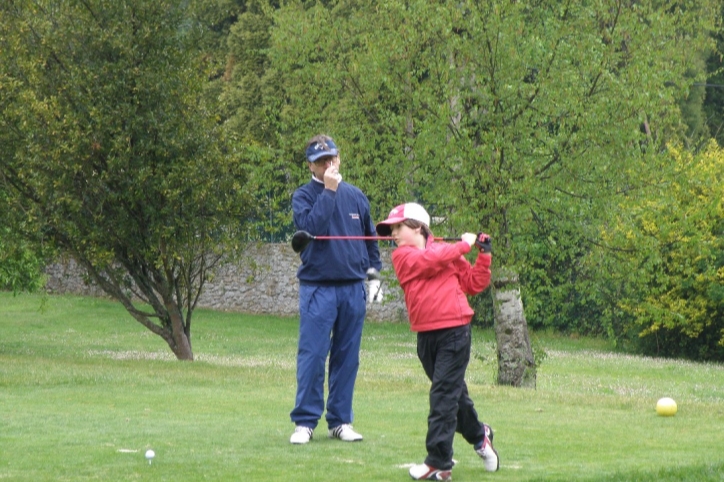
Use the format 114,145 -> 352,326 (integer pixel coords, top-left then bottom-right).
1,293 -> 723,481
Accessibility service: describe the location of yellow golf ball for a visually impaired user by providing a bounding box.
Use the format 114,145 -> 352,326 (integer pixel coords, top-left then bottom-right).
656,397 -> 677,416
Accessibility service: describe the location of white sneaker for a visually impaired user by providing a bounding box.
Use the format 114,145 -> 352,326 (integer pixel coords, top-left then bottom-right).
290,425 -> 313,444
409,463 -> 452,480
474,424 -> 499,472
328,424 -> 363,442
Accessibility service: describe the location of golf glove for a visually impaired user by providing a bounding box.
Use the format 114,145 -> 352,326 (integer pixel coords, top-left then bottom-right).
366,279 -> 383,303
366,268 -> 383,303
475,233 -> 492,253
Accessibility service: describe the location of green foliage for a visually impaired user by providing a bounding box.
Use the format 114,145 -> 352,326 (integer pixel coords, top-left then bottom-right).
0,186 -> 49,292
0,0 -> 253,359
219,0 -> 303,241
520,225 -> 615,336
601,142 -> 724,360
701,3 -> 724,147
679,67 -> 710,143
228,0 -> 719,356
260,0 -> 716,250
0,229 -> 46,293
190,0 -> 249,82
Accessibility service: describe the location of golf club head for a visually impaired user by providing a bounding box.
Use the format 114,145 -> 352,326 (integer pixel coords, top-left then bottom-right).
291,231 -> 313,253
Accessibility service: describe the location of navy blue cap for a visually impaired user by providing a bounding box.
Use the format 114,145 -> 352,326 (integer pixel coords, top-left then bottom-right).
305,139 -> 338,162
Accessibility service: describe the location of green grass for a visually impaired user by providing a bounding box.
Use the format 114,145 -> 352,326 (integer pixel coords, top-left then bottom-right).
1,293 -> 723,481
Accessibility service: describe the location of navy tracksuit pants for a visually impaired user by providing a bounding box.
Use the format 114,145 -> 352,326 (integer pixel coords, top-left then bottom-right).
290,282 -> 366,430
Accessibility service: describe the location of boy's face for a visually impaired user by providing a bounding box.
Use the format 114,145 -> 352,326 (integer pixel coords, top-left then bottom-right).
390,223 -> 424,249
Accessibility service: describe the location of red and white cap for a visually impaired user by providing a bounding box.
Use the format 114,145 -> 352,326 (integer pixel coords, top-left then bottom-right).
376,203 -> 430,236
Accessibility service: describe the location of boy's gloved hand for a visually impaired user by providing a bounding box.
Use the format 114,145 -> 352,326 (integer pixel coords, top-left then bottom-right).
475,233 -> 492,253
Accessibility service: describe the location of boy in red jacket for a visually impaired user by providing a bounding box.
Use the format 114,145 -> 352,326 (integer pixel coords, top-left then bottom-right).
376,203 -> 499,481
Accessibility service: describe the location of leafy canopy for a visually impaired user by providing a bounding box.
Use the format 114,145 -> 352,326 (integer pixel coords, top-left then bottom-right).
0,0 -> 253,359
220,0 -> 723,360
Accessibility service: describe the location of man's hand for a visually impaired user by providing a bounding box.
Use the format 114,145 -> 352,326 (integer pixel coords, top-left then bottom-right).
475,233 -> 492,253
323,157 -> 342,191
366,268 -> 383,303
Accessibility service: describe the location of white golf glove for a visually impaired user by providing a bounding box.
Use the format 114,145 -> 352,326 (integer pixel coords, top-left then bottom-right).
366,279 -> 383,304
366,268 -> 383,304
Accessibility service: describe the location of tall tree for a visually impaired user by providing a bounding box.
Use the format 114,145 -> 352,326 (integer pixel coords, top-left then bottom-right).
219,0 -> 296,242
224,0 -> 718,373
0,0 -> 252,360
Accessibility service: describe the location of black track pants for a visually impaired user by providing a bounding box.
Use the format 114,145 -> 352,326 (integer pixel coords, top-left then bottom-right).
417,324 -> 485,470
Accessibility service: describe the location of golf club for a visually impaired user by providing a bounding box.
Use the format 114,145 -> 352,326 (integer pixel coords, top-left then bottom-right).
291,230 -> 461,253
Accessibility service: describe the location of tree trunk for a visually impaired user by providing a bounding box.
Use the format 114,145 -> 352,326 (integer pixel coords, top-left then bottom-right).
165,301 -> 194,361
493,269 -> 536,388
167,329 -> 194,361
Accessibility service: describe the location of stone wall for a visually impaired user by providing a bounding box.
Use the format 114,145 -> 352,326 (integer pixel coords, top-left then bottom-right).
44,244 -> 409,323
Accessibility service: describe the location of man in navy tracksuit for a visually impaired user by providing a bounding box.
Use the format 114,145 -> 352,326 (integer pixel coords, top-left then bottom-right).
289,134 -> 382,444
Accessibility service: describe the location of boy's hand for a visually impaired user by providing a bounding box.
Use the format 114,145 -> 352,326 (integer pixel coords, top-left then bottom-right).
461,233 -> 476,247
475,233 -> 492,253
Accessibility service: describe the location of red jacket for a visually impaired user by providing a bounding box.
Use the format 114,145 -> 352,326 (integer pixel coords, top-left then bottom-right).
391,240 -> 492,332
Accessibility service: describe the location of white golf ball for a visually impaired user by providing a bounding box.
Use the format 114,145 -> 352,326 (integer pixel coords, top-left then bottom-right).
145,449 -> 155,460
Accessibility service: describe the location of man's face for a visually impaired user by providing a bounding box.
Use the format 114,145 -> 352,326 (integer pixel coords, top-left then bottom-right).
308,155 -> 339,180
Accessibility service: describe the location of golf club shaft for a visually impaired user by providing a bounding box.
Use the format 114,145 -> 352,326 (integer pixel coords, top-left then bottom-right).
313,235 -> 393,241
290,230 -> 462,253
312,235 -> 459,241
